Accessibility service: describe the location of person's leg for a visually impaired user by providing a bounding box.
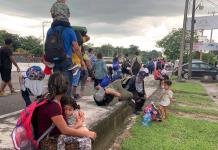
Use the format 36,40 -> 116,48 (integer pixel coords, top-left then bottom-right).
80,70 -> 88,97
21,90 -> 32,106
72,70 -> 81,99
159,105 -> 165,119
135,97 -> 145,111
164,106 -> 168,119
0,68 -> 11,93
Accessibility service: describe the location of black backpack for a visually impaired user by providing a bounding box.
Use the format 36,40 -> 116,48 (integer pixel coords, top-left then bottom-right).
44,27 -> 66,62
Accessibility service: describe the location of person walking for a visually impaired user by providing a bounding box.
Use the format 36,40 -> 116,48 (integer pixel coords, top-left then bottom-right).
0,38 -> 20,96
131,51 -> 142,76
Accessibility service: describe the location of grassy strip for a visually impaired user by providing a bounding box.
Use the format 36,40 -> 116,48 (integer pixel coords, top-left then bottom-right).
121,114 -> 218,150
170,104 -> 218,117
172,82 -> 207,95
174,93 -> 214,106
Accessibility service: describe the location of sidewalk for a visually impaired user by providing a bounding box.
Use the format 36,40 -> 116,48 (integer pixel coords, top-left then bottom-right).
0,75 -> 157,149
201,83 -> 218,105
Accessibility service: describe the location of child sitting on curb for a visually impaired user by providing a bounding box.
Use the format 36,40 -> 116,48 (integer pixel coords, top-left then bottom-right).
158,80 -> 173,119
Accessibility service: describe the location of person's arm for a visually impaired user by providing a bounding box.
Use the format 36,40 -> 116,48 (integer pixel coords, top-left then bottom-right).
105,88 -> 121,98
51,115 -> 96,140
10,56 -> 20,72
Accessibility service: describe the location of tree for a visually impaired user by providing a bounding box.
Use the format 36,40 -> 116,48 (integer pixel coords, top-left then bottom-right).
157,28 -> 195,61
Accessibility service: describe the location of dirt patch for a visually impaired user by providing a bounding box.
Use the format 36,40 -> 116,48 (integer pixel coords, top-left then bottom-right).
176,102 -> 218,111
173,111 -> 218,123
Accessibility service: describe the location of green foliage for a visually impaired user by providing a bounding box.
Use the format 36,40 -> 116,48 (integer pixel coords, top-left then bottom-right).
0,30 -> 42,56
157,28 -> 197,61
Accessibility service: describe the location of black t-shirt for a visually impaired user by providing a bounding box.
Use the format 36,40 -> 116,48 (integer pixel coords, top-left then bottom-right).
0,46 -> 12,69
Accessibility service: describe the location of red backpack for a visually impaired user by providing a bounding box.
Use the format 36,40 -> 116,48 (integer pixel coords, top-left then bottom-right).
11,98 -> 55,150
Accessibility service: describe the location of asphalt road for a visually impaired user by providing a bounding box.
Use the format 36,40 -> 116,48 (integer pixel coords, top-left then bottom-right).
0,72 -> 95,116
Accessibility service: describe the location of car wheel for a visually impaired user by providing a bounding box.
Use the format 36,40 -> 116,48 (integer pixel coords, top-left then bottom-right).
183,72 -> 189,79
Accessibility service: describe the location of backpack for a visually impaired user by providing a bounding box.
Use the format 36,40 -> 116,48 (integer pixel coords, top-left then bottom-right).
132,57 -> 141,75
26,66 -> 45,80
44,27 -> 66,62
11,98 -> 55,150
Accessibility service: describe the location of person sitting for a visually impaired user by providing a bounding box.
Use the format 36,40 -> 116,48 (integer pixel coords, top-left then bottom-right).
33,72 -> 96,149
93,79 -> 133,106
122,68 -> 149,114
19,66 -> 45,106
57,96 -> 90,149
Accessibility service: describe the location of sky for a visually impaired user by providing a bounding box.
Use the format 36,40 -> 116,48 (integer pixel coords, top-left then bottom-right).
0,0 -> 218,51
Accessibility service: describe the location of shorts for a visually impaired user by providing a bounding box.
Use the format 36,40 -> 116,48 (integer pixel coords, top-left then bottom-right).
72,69 -> 81,87
0,67 -> 11,82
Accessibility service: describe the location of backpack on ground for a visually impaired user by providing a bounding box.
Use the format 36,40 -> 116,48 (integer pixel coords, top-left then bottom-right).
44,27 -> 66,62
11,98 -> 55,150
132,57 -> 141,75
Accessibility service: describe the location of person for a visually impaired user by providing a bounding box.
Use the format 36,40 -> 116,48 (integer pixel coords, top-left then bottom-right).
47,1 -> 85,96
80,47 -> 92,97
147,58 -> 155,74
0,38 -> 20,96
87,48 -> 96,64
19,66 -> 45,106
123,68 -> 149,114
121,53 -> 131,76
93,79 -> 133,106
112,53 -> 122,81
34,72 -> 96,149
131,51 -> 142,76
57,96 -> 90,149
92,53 -> 107,88
158,80 -> 173,119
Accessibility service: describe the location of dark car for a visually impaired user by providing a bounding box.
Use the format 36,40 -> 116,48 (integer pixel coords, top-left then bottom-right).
181,61 -> 218,79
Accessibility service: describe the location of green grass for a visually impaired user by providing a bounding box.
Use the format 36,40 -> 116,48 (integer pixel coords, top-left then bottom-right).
171,104 -> 218,117
121,115 -> 218,150
172,82 -> 207,95
174,93 -> 215,106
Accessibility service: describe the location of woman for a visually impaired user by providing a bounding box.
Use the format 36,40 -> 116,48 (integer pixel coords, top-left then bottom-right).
35,72 -> 96,149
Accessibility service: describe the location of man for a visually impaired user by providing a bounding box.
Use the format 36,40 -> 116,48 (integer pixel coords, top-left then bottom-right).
0,38 -> 20,95
131,51 -> 142,76
47,0 -> 85,96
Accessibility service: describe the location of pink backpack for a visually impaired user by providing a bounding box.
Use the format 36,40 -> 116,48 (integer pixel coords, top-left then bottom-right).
11,98 -> 55,150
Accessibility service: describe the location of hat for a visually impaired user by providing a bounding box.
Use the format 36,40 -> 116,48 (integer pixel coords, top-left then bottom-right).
138,68 -> 149,79
93,87 -> 105,102
50,1 -> 70,22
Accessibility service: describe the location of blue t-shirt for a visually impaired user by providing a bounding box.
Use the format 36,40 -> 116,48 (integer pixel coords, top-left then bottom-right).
47,26 -> 77,58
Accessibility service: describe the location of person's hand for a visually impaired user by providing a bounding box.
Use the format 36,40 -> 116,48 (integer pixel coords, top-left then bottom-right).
87,131 -> 97,140
17,67 -> 20,72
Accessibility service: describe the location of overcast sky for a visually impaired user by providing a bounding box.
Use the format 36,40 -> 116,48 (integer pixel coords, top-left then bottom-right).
0,0 -> 218,50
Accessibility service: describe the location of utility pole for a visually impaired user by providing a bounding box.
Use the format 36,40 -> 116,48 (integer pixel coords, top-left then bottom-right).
178,0 -> 189,81
188,0 -> 196,80
208,11 -> 218,43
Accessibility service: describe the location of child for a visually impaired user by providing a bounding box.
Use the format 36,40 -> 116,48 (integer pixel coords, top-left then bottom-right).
57,96 -> 90,149
158,80 -> 173,119
92,52 -> 108,88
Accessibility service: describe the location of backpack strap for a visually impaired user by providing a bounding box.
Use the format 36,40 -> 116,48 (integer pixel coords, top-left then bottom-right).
37,123 -> 56,143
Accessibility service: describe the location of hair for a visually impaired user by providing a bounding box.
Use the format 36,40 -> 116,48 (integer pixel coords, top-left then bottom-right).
4,38 -> 12,45
164,80 -> 172,86
47,72 -> 69,101
81,46 -> 85,53
88,48 -> 93,53
97,52 -> 103,59
61,96 -> 80,110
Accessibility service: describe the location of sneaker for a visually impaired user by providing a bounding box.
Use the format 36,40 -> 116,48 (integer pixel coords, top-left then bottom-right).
11,89 -> 17,94
0,91 -> 4,96
74,94 -> 81,100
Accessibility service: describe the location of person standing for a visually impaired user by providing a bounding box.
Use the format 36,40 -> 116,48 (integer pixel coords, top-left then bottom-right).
0,38 -> 20,95
131,51 -> 142,76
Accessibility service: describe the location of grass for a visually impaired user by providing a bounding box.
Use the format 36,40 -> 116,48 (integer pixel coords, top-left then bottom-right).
121,81 -> 218,149
172,82 -> 207,95
121,115 -> 218,150
171,104 -> 218,117
174,93 -> 214,106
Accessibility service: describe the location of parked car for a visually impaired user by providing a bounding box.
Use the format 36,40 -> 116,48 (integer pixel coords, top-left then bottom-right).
181,61 -> 218,79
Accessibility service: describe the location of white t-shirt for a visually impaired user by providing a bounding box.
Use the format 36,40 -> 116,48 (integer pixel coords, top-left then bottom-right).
160,89 -> 173,106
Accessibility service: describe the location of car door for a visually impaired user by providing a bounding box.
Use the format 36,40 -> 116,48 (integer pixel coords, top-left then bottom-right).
192,63 -> 201,78
200,63 -> 209,77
